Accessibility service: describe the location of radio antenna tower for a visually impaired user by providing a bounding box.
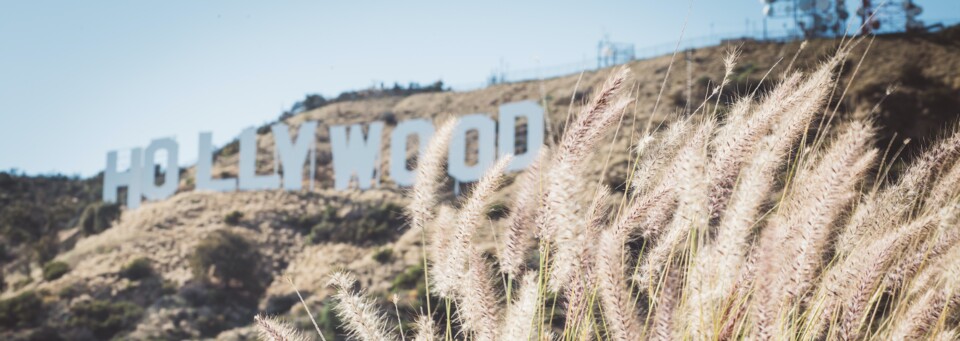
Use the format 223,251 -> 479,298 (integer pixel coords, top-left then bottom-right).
762,0 -> 928,37
762,0 -> 851,38
856,0 -> 925,34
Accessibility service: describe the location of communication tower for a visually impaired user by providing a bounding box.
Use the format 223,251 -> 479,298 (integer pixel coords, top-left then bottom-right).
855,0 -> 925,34
761,0 -> 851,38
761,0 -> 926,37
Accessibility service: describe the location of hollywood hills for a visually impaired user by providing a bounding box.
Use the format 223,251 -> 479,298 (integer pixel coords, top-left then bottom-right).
2,26 -> 960,340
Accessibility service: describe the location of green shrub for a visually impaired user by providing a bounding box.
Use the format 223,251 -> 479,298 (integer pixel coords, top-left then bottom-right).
733,62 -> 758,83
66,299 -> 142,340
79,202 -> 121,235
188,230 -> 262,291
305,203 -> 405,245
372,247 -> 393,263
217,141 -> 240,157
264,293 -> 300,315
316,298 -> 345,341
42,261 -> 70,281
25,326 -> 63,341
161,280 -> 178,296
176,281 -> 258,337
284,206 -> 337,232
119,257 -> 153,281
391,263 -> 425,293
0,173 -> 101,246
223,210 -> 243,226
0,202 -> 41,244
195,313 -> 228,337
58,283 -> 85,299
32,235 -> 59,263
0,291 -> 44,329
487,201 -> 510,220
13,277 -> 33,290
0,242 -> 8,261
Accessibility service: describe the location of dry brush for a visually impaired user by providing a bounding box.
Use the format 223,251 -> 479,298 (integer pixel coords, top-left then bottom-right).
259,44 -> 960,341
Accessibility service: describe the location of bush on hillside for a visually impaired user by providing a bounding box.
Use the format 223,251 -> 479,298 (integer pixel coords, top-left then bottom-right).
0,291 -> 44,329
57,282 -> 86,300
188,230 -> 262,291
0,172 -> 101,245
223,210 -> 243,226
195,313 -> 231,337
178,280 -> 263,338
33,234 -> 59,263
390,263 -> 425,293
66,299 -> 142,340
486,201 -> 510,220
0,202 -> 43,244
372,247 -> 393,263
264,292 -> 301,315
13,277 -> 33,291
299,203 -> 405,245
315,298 -> 346,341
217,140 -> 240,157
119,257 -> 154,281
42,261 -> 70,281
79,201 -> 120,235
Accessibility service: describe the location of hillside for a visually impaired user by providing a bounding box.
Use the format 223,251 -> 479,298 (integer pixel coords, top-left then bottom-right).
2,27 -> 959,340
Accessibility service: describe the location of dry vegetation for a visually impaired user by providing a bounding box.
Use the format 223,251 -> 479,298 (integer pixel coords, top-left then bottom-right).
260,37 -> 960,340
2,28 -> 959,341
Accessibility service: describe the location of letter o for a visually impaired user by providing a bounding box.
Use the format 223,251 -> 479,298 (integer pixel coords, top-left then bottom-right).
390,119 -> 435,187
142,138 -> 179,201
448,114 -> 497,183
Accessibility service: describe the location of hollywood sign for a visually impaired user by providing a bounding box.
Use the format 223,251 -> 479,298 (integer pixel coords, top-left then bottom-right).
103,100 -> 544,209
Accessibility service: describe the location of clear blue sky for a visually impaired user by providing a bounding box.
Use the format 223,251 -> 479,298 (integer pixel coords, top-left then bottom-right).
1,1 -> 957,177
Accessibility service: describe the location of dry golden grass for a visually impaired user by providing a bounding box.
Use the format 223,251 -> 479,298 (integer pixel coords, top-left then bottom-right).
258,38 -> 960,341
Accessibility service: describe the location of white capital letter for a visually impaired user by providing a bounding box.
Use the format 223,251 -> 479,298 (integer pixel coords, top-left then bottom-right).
273,121 -> 317,191
389,119 -> 434,187
196,132 -> 237,192
103,148 -> 143,209
498,100 -> 544,172
142,138 -> 180,201
330,122 -> 384,190
448,114 -> 497,183
239,127 -> 281,190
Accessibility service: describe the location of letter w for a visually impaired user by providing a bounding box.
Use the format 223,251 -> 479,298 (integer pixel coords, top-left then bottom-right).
330,122 -> 384,190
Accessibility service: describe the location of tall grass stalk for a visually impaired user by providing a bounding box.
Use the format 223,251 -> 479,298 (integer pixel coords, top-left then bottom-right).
261,44 -> 960,341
